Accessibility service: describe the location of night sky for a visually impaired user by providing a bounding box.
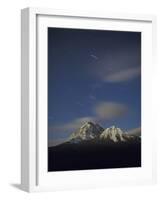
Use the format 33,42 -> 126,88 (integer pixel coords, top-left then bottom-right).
48,27 -> 141,144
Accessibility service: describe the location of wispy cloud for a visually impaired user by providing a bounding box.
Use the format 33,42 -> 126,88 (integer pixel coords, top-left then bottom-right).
103,67 -> 141,83
49,101 -> 128,139
127,127 -> 141,136
49,116 -> 95,134
90,54 -> 98,60
48,138 -> 68,147
90,48 -> 141,83
94,101 -> 128,120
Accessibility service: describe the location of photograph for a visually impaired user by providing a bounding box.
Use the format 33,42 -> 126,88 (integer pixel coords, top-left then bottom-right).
48,27 -> 141,172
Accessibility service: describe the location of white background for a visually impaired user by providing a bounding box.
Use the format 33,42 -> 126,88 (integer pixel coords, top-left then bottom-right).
0,0 -> 160,199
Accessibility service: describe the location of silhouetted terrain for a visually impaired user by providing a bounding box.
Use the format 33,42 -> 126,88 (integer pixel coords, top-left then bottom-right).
48,139 -> 141,171
48,123 -> 141,171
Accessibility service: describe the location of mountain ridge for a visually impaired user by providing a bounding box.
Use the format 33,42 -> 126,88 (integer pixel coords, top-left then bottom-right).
48,121 -> 141,171
66,121 -> 141,145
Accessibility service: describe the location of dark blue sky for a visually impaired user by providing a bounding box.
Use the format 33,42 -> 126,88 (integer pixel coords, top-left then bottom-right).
48,28 -> 141,141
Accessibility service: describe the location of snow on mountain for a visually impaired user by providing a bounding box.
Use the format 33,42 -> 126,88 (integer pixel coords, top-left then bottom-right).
69,121 -> 104,143
100,125 -> 139,143
100,126 -> 125,142
68,122 -> 140,144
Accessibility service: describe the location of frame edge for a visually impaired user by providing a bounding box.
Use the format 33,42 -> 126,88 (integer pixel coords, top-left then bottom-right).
21,8 -> 30,192
21,7 -> 157,192
21,7 -> 37,192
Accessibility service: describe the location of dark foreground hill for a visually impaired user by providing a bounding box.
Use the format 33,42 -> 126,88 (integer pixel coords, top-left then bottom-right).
48,139 -> 141,172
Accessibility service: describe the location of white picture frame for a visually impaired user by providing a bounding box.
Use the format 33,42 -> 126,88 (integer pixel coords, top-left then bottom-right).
21,7 -> 157,192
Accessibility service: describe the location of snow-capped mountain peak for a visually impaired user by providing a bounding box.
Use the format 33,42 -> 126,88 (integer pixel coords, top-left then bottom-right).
100,125 -> 138,143
100,126 -> 125,142
69,121 -> 104,142
68,123 -> 140,144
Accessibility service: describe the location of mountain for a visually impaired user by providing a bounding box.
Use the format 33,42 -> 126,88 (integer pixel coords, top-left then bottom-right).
69,121 -> 104,143
68,122 -> 140,144
48,122 -> 141,171
100,125 -> 139,143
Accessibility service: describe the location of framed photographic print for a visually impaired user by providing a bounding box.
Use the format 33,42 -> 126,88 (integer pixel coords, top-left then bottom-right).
21,8 -> 156,192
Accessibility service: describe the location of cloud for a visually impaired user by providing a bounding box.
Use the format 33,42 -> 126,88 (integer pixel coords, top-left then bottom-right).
49,116 -> 95,134
94,101 -> 128,120
90,54 -> 98,60
90,47 -> 141,83
48,138 -> 68,147
102,67 -> 141,83
49,101 -> 128,140
127,127 -> 141,136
